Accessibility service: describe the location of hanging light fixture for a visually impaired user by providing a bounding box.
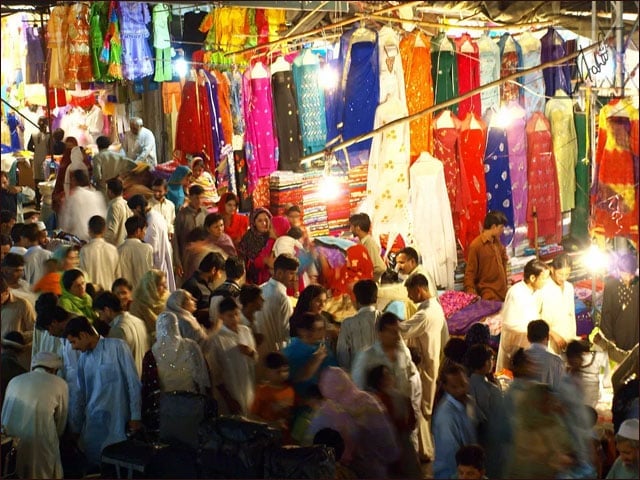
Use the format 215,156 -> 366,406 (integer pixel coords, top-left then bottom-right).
318,149 -> 341,201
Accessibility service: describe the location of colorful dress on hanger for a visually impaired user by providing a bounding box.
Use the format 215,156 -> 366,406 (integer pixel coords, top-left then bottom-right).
518,32 -> 545,117
592,99 -> 639,244
484,115 -> 515,246
571,111 -> 590,243
431,33 -> 458,114
25,25 -> 45,84
292,51 -> 327,156
101,0 -> 123,81
505,102 -> 528,248
455,33 -> 481,118
400,31 -> 434,161
365,96 -> 411,250
47,5 -> 70,88
66,2 -> 93,83
460,112 -> 488,252
541,28 -> 572,98
497,34 -> 521,106
526,112 -> 562,246
175,79 -> 215,172
89,1 -> 109,81
545,90 -> 578,212
410,153 -> 457,290
377,26 -> 406,106
118,2 -> 153,80
476,34 -> 500,118
341,28 -> 379,167
272,68 -> 302,171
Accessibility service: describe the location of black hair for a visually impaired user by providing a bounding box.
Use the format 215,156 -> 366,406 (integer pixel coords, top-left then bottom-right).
88,215 -> 106,235
511,348 -> 530,374
286,204 -> 301,215
455,444 -> 485,471
204,212 -> 224,229
93,291 -> 123,313
125,215 -> 147,236
239,284 -> 262,306
365,364 -> 389,392
224,256 -> 245,280
218,296 -> 239,314
265,351 -> 289,369
0,210 -> 15,224
404,273 -> 429,289
348,213 -> 371,233
63,315 -> 95,338
185,226 -> 208,244
22,222 -> 40,243
107,177 -> 123,196
527,319 -> 550,343
0,233 -> 11,246
483,210 -> 508,229
566,339 -> 590,360
353,279 -> 378,306
523,259 -> 549,283
151,178 -> 167,188
2,252 -> 24,268
377,311 -> 400,332
273,253 -> 299,272
52,128 -> 65,141
10,223 -> 25,244
112,278 -> 133,291
286,226 -> 303,240
464,323 -> 491,348
188,184 -> 205,197
61,269 -> 85,291
199,251 -> 225,273
289,285 -> 327,337
0,277 -> 6,293
35,293 -> 71,331
551,253 -> 572,270
127,194 -> 148,212
397,247 -> 419,263
313,428 -> 345,462
96,136 -> 111,150
466,344 -> 495,372
439,362 -> 467,385
297,312 -> 322,332
444,338 -> 468,364
71,169 -> 90,187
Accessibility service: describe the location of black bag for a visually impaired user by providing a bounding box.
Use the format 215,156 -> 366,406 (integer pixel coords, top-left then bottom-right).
198,416 -> 282,479
159,391 -> 216,449
264,445 -> 336,479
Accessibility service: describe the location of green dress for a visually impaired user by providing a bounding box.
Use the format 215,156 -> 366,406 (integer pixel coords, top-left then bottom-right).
571,111 -> 590,243
431,32 -> 459,114
89,2 -> 109,81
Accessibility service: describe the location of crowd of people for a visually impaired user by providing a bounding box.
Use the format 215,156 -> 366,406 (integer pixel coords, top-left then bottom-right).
0,127 -> 639,479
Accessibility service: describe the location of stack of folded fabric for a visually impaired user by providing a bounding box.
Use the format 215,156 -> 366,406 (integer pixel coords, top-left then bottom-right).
348,165 -> 368,213
302,170 -> 329,238
325,176 -> 350,236
269,171 -> 304,216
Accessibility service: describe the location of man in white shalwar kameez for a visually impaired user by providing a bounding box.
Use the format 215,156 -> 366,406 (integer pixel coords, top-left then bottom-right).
58,170 -> 107,242
128,194 -> 176,292
117,216 -> 154,290
79,216 -> 120,291
64,316 -> 142,468
1,352 -> 68,479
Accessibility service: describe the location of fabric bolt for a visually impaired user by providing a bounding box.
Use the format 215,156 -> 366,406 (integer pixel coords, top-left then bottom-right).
571,111 -> 590,242
431,33 -> 458,115
541,27 -> 572,98
455,34 -> 481,117
459,112 -> 488,252
175,81 -> 215,171
483,117 -> 515,246
272,69 -> 302,171
66,3 -> 93,83
592,98 -> 638,243
365,96 -> 411,251
400,31 -> 434,160
504,102 -> 528,247
118,2 -> 154,80
476,34 -> 501,118
47,5 -> 70,88
25,26 -> 45,84
518,32 -> 545,117
497,33 -> 522,105
545,90 -> 578,212
410,153 -> 458,290
341,28 -> 379,167
526,112 -> 562,246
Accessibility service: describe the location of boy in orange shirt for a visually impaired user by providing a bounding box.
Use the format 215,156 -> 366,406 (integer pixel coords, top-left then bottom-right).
251,352 -> 295,437
32,258 -> 62,295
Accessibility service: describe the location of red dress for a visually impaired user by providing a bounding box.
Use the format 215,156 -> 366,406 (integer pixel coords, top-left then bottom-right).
455,34 -> 481,118
175,80 -> 216,171
224,213 -> 249,246
526,112 -> 562,245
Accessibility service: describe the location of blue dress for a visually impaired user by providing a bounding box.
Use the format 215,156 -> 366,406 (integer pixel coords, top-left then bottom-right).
292,52 -> 327,156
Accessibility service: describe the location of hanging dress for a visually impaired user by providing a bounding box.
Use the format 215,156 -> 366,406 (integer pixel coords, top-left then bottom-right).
497,33 -> 521,106
504,102 -> 528,248
292,50 -> 327,156
455,33 -> 481,118
89,2 -> 109,81
47,5 -> 70,88
272,65 -> 302,171
400,31 -> 434,161
460,112 -> 488,252
175,78 -> 215,172
484,114 -> 515,246
476,34 -> 501,119
119,2 -> 153,80
431,32 -> 458,114
377,26 -> 406,106
66,2 -> 93,83
25,26 -> 45,84
541,28 -> 572,98
518,32 -> 545,118
526,112 -> 562,246
571,110 -> 590,243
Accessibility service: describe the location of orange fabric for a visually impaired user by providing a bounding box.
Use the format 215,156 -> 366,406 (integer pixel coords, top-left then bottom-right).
162,82 -> 182,114
213,71 -> 233,145
66,2 -> 93,83
32,272 -> 62,296
400,31 -> 434,163
250,383 -> 295,423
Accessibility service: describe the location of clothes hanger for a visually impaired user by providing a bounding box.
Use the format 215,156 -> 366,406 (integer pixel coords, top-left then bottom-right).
436,110 -> 456,129
469,113 -> 482,130
270,55 -> 291,75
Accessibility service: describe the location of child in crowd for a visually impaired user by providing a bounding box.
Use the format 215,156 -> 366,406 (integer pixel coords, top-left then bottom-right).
456,444 -> 488,480
291,384 -> 324,445
251,352 -> 295,439
606,418 -> 639,479
31,258 -> 62,295
566,338 -> 610,408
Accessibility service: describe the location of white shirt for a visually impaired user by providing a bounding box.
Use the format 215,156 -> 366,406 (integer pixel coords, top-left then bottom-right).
59,187 -> 107,242
124,127 -> 157,167
206,324 -> 256,415
117,238 -> 153,289
105,196 -> 132,247
80,238 -> 120,291
255,278 -> 293,352
336,305 -> 379,370
23,244 -> 52,285
145,208 -> 175,292
538,278 -> 577,351
108,312 -> 150,377
150,197 -> 176,235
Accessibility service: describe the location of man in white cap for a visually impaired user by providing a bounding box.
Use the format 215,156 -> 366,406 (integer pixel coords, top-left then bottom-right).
1,351 -> 68,479
607,418 -> 639,479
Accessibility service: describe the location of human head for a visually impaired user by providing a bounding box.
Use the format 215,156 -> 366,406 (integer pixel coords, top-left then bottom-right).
523,259 -> 550,290
0,277 -> 10,305
286,226 -> 303,240
35,293 -> 74,337
167,289 -> 196,314
377,311 -> 401,349
264,351 -> 290,384
106,177 -> 124,199
137,269 -> 168,300
198,251 -> 225,281
129,117 -> 143,134
0,233 -> 12,260
62,269 -> 87,298
186,226 -> 208,244
366,364 -> 394,393
221,192 -> 239,216
285,204 -> 303,227
93,291 -> 123,325
549,253 -> 572,286
0,171 -> 9,190
151,178 -> 167,201
204,212 -> 225,238
224,256 -> 245,281
444,337 -> 468,365
125,214 -> 147,239
617,253 -> 638,284
466,344 -> 495,375
313,428 -> 345,463
112,278 -> 133,310
52,128 -> 64,142
239,284 -> 264,312
218,296 -> 240,331
52,245 -> 80,271
272,215 -> 291,238
353,279 -> 377,307
63,316 -> 99,352
456,444 -> 486,480
615,419 -> 639,468
70,169 -> 90,188
127,194 -> 149,216
1,210 -> 16,231
297,312 -> 326,345
188,184 -> 205,210
349,213 -> 371,237
273,254 -> 299,290
251,208 -> 272,234
565,339 -> 590,371
1,253 -> 25,286
88,215 -> 106,238
396,247 -> 419,275
21,222 -> 41,246
31,351 -> 63,374
64,136 -> 78,150
296,285 -> 328,316
527,319 -> 550,344
511,347 -> 535,378
464,323 -> 491,349
96,136 -> 111,151
482,210 -> 508,238
191,157 -> 205,178
10,223 -> 25,246
439,362 -> 469,403
404,273 -> 430,303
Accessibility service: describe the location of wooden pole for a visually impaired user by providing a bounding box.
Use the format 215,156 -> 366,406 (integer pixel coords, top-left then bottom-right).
533,207 -> 539,259
300,40 -> 603,165
224,1 -> 424,57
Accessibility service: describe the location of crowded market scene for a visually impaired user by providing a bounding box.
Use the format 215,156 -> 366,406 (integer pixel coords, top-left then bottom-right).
0,0 -> 638,478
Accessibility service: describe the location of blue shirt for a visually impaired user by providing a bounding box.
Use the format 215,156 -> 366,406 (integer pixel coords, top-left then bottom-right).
283,337 -> 337,397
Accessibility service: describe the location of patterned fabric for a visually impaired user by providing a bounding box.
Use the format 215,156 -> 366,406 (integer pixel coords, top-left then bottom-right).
541,27 -> 572,98
497,34 -> 521,105
518,32 -> 545,117
175,82 -> 216,173
439,290 -> 479,319
455,34 -> 481,118
377,26 -> 406,106
476,34 -> 500,118
431,33 -> 458,114
292,51 -> 327,155
47,5 -> 70,88
118,2 -> 153,80
504,102 -> 528,247
272,69 -> 302,171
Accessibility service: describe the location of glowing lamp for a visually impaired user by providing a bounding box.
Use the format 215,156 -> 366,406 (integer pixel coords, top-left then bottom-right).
174,57 -> 188,78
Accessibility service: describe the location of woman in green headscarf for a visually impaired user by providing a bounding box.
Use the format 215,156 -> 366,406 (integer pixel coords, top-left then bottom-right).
58,269 -> 96,321
166,165 -> 192,214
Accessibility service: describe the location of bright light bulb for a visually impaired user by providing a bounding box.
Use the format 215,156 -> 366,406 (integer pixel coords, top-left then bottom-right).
584,245 -> 608,272
174,58 -> 188,78
318,175 -> 340,201
319,65 -> 338,90
493,107 -> 512,128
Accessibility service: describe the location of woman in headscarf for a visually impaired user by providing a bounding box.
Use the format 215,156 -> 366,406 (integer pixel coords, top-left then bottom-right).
308,367 -> 400,479
52,136 -> 78,213
166,165 -> 192,214
130,269 -> 169,335
218,192 -> 249,247
63,146 -> 89,198
289,285 -> 327,337
141,311 -> 211,431
58,269 -> 96,321
165,289 -> 208,347
238,207 -> 275,284
190,156 -> 219,208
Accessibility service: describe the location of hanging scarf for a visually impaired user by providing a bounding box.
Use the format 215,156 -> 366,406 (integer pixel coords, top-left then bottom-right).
238,207 -> 272,260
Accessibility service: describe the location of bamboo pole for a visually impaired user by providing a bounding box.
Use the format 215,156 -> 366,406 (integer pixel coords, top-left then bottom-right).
301,40 -> 603,165
224,1 -> 424,57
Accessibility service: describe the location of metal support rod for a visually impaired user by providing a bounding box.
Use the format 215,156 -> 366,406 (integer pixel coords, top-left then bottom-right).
614,0 -> 625,95
1,98 -> 40,130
